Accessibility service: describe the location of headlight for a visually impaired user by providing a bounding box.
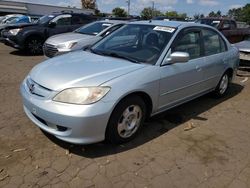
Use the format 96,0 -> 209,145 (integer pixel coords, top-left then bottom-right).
8,28 -> 22,35
56,42 -> 77,49
53,87 -> 110,105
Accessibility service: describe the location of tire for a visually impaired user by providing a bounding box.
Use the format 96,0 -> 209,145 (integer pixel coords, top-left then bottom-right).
213,72 -> 230,98
106,96 -> 146,144
25,37 -> 43,55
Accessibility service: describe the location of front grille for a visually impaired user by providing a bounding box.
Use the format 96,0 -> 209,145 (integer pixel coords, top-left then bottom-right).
26,78 -> 52,98
43,43 -> 58,58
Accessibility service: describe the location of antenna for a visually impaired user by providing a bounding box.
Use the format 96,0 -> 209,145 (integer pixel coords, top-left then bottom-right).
126,0 -> 130,17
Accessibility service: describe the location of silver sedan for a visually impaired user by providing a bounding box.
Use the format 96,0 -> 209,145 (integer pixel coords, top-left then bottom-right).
20,21 -> 239,144
43,20 -> 127,58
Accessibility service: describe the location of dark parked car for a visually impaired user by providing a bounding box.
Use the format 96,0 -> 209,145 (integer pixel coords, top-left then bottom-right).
196,18 -> 250,43
0,12 -> 96,54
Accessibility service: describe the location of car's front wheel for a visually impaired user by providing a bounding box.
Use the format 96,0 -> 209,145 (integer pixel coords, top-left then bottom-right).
106,96 -> 146,144
25,37 -> 43,55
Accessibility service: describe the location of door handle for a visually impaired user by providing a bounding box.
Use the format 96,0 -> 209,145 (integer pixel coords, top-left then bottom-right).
196,66 -> 202,72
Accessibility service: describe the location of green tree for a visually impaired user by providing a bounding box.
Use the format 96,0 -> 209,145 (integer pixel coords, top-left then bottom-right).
228,4 -> 250,24
165,11 -> 187,20
228,8 -> 243,19
208,11 -> 216,17
112,7 -> 127,17
216,10 -> 222,17
208,10 -> 223,17
241,4 -> 250,24
81,0 -> 96,9
194,13 -> 205,19
140,7 -> 163,20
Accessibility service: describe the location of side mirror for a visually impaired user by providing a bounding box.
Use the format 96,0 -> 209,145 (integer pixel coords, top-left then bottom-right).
48,22 -> 56,28
164,52 -> 190,65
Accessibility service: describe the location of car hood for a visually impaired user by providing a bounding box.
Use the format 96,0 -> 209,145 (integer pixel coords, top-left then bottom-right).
30,51 -> 146,91
234,41 -> 250,53
3,23 -> 36,30
46,32 -> 95,45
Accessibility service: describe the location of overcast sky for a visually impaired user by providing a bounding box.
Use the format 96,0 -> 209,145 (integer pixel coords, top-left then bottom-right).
9,0 -> 249,16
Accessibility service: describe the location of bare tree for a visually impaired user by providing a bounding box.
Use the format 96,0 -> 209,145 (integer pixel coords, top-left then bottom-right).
81,0 -> 96,9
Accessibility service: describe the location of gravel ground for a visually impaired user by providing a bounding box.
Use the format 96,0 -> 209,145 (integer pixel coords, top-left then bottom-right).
0,43 -> 250,188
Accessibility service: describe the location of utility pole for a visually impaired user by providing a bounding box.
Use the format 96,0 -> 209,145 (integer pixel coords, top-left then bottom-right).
152,1 -> 155,18
126,0 -> 130,17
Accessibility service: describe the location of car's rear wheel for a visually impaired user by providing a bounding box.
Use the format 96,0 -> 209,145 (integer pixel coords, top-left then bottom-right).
25,37 -> 43,55
213,72 -> 230,97
106,96 -> 146,144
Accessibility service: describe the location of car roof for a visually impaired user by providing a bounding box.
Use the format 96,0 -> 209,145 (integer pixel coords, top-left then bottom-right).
50,12 -> 92,17
129,20 -> 209,29
96,19 -> 128,24
199,17 -> 234,20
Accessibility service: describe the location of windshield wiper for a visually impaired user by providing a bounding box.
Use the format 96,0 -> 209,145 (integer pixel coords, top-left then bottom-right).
89,48 -> 107,56
105,52 -> 140,64
88,49 -> 140,64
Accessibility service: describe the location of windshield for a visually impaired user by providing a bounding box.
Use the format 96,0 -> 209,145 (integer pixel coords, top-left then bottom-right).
2,16 -> 17,24
8,16 -> 30,24
37,15 -> 55,24
91,24 -> 175,65
75,22 -> 112,35
196,19 -> 221,28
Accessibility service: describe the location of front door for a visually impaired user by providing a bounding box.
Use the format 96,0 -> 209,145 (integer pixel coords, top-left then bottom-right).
159,28 -> 205,110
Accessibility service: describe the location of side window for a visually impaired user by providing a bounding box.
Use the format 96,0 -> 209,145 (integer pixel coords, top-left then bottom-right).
72,15 -> 82,25
53,15 -> 72,26
222,20 -> 230,29
203,29 -> 226,56
230,21 -> 237,29
172,31 -> 202,59
219,36 -> 227,52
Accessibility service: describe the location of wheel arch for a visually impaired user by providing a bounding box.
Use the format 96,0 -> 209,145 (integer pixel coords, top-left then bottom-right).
24,33 -> 45,44
224,67 -> 234,81
105,91 -> 153,142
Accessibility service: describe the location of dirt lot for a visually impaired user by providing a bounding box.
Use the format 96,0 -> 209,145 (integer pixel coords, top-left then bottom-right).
0,43 -> 250,188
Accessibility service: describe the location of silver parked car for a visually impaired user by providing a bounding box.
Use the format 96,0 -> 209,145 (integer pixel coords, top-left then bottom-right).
43,20 -> 127,58
234,36 -> 250,61
21,21 -> 239,144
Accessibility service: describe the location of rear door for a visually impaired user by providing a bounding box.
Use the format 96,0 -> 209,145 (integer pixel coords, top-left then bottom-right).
71,15 -> 95,31
159,28 -> 205,110
201,28 -> 228,90
48,14 -> 72,36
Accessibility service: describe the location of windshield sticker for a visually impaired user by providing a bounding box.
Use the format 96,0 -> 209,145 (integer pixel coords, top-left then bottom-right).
153,26 -> 175,33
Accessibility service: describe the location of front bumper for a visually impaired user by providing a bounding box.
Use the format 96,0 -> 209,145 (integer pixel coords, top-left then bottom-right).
20,80 -> 115,144
239,51 -> 250,61
43,43 -> 71,58
0,37 -> 21,49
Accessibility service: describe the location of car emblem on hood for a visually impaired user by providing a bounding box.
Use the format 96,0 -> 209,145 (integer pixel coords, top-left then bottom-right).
29,83 -> 35,94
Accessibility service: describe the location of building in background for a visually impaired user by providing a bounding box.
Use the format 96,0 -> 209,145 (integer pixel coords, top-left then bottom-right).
0,0 -> 94,16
